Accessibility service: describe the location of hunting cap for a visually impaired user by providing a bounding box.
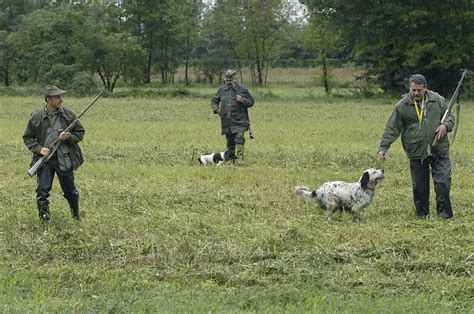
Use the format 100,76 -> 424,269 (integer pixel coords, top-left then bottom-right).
224,69 -> 236,80
44,85 -> 66,97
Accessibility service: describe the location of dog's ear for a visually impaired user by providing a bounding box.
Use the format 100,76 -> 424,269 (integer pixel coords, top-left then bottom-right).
360,171 -> 370,189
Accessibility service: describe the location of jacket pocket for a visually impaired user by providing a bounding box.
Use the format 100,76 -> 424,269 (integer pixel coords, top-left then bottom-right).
70,143 -> 84,170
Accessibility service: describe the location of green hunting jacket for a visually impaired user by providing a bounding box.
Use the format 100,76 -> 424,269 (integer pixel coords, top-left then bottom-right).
211,82 -> 254,134
378,90 -> 455,160
23,106 -> 85,170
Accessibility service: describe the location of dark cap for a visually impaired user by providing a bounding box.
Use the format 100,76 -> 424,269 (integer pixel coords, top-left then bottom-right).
44,85 -> 66,97
224,69 -> 236,80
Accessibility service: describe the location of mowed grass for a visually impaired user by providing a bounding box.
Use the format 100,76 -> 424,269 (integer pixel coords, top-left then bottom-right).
1,87 -> 473,312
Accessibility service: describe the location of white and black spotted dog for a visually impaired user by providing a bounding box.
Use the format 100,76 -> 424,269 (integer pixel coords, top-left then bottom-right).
198,152 -> 226,165
295,168 -> 385,221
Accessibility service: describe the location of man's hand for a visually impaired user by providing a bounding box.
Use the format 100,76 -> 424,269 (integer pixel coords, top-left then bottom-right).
40,147 -> 50,157
59,131 -> 71,141
434,124 -> 448,141
236,94 -> 244,103
378,150 -> 388,161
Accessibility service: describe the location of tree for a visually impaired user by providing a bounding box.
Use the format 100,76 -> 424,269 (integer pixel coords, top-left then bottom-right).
0,0 -> 39,32
302,0 -> 473,94
303,8 -> 343,95
77,2 -> 146,91
86,32 -> 145,91
181,0 -> 204,85
11,5 -> 91,83
0,31 -> 15,86
212,0 -> 295,85
192,7 -> 236,83
125,0 -> 200,84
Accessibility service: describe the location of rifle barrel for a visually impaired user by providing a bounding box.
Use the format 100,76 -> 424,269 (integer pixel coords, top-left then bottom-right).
441,69 -> 467,124
432,69 -> 467,147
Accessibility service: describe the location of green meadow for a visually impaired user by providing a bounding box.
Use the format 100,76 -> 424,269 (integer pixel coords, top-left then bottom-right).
1,86 -> 473,312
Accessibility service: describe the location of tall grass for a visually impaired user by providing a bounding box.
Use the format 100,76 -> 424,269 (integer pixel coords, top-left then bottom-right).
174,67 -> 366,87
1,89 -> 473,312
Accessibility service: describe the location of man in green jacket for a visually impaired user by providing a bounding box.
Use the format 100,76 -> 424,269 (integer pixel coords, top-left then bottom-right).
23,85 -> 85,222
378,74 -> 455,219
211,69 -> 254,163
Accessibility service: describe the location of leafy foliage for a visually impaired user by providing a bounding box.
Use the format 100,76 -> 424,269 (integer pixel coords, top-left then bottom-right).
208,0 -> 297,85
303,0 -> 473,94
0,1 -> 472,94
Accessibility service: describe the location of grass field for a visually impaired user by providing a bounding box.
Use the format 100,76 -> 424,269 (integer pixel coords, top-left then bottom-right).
1,86 -> 473,312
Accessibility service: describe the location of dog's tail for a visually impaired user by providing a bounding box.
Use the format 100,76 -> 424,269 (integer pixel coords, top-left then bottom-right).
295,185 -> 317,201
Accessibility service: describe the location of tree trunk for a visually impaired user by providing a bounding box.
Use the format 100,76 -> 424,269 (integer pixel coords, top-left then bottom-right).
184,36 -> 190,85
3,62 -> 10,86
143,37 -> 153,84
97,69 -> 106,90
143,54 -> 152,84
322,52 -> 330,95
256,58 -> 263,85
237,58 -> 243,84
111,71 -> 121,92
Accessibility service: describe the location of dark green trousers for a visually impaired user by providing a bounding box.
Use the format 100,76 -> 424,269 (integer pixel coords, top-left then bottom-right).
225,130 -> 245,159
409,155 -> 453,219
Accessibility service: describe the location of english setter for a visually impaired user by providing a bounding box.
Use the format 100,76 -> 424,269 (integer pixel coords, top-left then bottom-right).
295,168 -> 385,221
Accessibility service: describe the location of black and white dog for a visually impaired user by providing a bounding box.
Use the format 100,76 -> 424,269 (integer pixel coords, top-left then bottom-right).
198,152 -> 226,165
295,168 -> 385,221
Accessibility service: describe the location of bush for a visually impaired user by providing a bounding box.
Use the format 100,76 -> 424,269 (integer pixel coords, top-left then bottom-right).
40,63 -> 98,96
41,64 -> 81,88
71,72 -> 99,97
460,76 -> 474,100
353,81 -> 384,97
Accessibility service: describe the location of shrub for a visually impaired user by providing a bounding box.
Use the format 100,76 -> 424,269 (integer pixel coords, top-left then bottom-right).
71,72 -> 99,96
40,63 -> 98,96
41,64 -> 81,89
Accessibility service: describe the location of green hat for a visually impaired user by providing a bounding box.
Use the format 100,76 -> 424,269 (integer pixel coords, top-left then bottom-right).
224,69 -> 236,80
44,85 -> 66,97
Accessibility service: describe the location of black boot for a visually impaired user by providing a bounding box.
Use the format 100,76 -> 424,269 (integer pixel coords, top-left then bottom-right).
224,150 -> 237,161
235,144 -> 245,165
37,201 -> 50,222
414,198 -> 429,219
66,193 -> 80,220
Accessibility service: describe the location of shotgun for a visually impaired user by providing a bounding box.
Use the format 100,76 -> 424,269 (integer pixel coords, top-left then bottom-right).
27,91 -> 103,177
246,108 -> 254,139
432,69 -> 467,147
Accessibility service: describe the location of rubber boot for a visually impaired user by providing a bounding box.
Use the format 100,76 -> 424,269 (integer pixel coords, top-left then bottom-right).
66,193 -> 80,220
37,201 -> 50,222
224,150 -> 237,164
235,144 -> 245,165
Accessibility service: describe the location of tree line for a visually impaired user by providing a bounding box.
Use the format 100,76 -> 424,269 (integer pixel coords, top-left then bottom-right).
0,0 -> 472,95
